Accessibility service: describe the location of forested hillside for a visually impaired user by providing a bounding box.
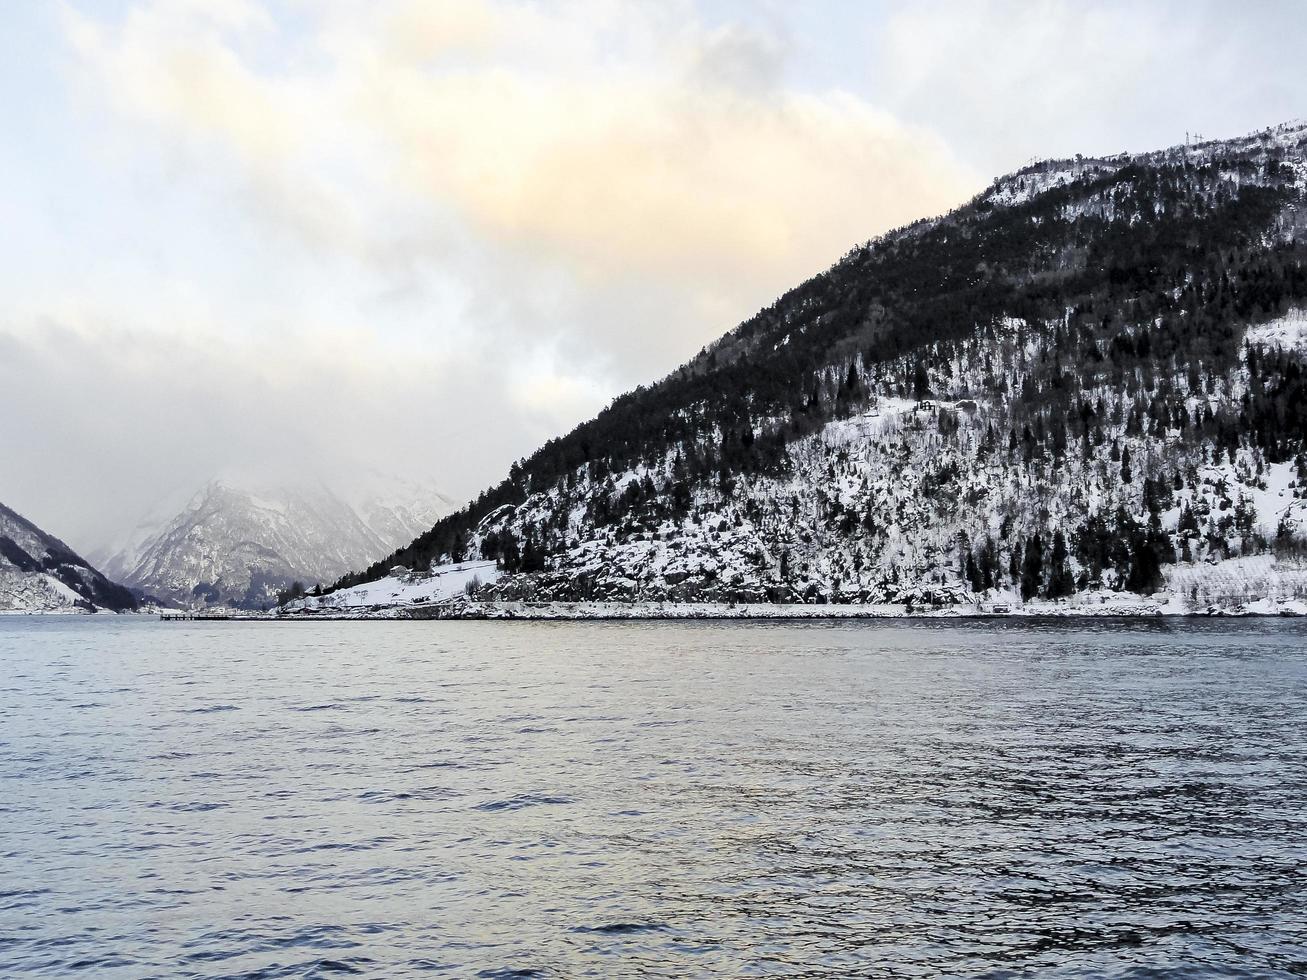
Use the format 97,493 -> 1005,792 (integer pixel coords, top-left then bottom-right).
1,502 -> 136,613
331,122 -> 1307,610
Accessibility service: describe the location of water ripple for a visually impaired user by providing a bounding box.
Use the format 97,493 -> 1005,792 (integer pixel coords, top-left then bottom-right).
1,616 -> 1305,977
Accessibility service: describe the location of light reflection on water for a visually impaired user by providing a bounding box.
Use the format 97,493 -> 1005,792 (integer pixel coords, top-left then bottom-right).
1,616 -> 1305,977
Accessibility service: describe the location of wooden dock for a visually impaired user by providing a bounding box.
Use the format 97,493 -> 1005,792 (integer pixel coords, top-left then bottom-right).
159,612 -> 239,621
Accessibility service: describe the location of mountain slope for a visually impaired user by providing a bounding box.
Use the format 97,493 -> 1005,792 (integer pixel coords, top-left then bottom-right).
1,502 -> 136,613
104,478 -> 456,609
332,121 -> 1307,611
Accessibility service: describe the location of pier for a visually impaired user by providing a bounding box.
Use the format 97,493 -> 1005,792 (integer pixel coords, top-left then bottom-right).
159,611 -> 239,621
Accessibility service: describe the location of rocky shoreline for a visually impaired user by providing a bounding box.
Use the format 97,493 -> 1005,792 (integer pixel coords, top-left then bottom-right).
255,595 -> 1307,622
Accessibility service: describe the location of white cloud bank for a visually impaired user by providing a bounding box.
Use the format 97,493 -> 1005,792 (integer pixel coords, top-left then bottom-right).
60,0 -> 977,344
3,0 -> 982,549
872,0 -> 1307,175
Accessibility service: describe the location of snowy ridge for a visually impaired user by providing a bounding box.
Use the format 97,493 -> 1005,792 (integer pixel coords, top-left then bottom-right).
983,120 -> 1307,209
984,159 -> 1121,208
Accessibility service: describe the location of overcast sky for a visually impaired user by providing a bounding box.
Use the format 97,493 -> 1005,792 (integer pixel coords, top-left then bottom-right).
2,0 -> 1305,553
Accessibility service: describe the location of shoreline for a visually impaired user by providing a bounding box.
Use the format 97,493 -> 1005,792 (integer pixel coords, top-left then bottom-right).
152,599 -> 1307,622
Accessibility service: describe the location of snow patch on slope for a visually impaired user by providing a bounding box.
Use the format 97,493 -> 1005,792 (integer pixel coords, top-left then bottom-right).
285,560 -> 500,613
0,569 -> 84,614
1246,309 -> 1307,351
984,161 -> 1118,207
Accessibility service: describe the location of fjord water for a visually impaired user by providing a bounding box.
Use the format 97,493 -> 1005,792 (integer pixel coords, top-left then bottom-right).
2,618 -> 1305,978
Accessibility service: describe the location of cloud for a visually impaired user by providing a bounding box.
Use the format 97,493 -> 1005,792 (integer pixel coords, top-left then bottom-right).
59,0 -> 981,363
9,0 -> 988,548
0,310 -> 516,547
872,0 -> 1307,174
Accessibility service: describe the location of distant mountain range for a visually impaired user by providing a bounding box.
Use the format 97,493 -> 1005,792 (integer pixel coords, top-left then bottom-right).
95,476 -> 456,609
324,121 -> 1307,612
1,502 -> 136,613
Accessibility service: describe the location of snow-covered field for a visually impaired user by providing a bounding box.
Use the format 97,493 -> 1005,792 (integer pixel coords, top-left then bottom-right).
1165,553 -> 1307,611
284,560 -> 501,614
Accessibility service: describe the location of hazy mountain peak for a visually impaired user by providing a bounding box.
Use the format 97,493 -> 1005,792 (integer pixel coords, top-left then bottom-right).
100,475 -> 456,609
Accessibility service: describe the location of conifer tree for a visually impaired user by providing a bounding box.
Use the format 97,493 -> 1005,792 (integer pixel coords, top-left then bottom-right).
1046,531 -> 1074,599
1021,534 -> 1044,601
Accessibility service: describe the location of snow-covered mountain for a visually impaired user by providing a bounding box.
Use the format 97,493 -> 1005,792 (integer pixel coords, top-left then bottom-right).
1,502 -> 136,613
324,121 -> 1307,614
99,477 -> 456,608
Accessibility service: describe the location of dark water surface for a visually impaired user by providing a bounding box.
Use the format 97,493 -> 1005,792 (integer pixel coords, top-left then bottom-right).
2,617 -> 1305,978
